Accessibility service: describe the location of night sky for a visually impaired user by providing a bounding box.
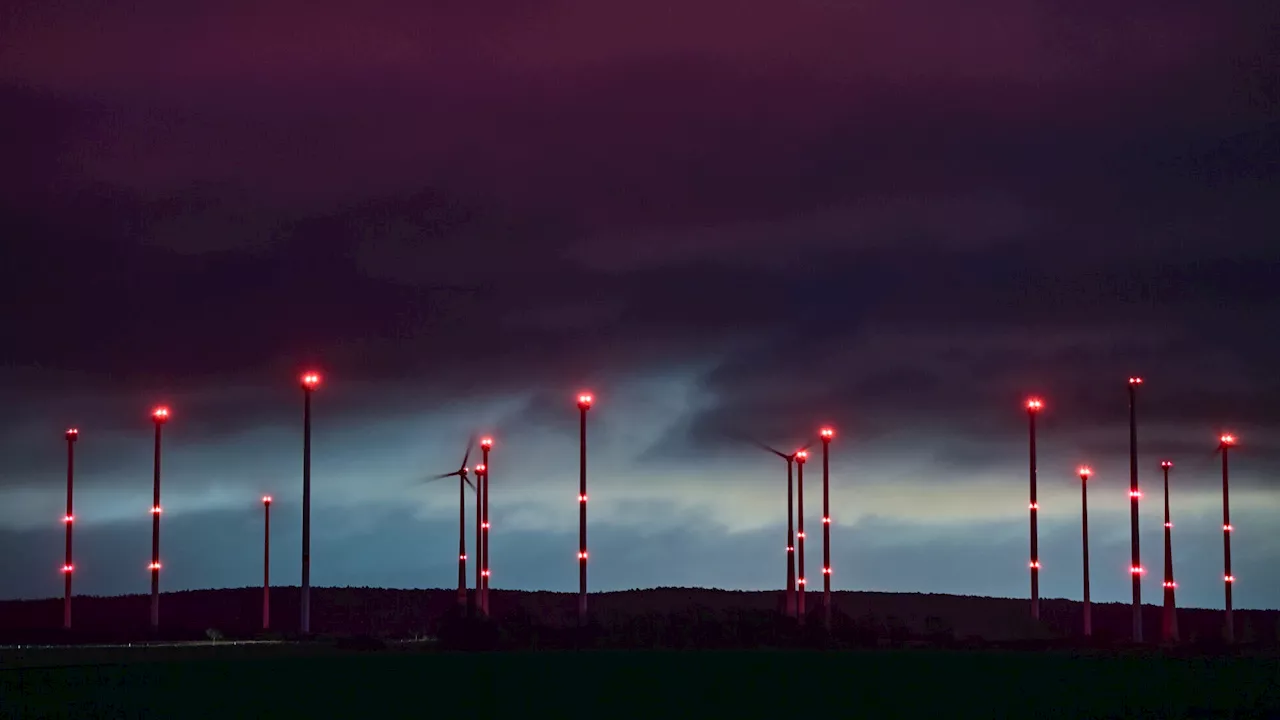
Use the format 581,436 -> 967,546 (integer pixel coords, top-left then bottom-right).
2,1 -> 1278,610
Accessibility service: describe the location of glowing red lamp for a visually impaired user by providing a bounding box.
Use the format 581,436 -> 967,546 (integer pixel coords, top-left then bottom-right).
300,372 -> 322,391
796,449 -> 808,462
1220,434 -> 1236,446
480,437 -> 493,449
263,495 -> 272,504
819,427 -> 834,440
1078,466 -> 1092,478
577,392 -> 594,409
152,407 -> 170,423
1026,398 -> 1043,412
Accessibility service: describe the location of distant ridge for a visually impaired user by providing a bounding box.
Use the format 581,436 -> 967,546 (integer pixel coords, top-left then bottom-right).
2,587 -> 1275,645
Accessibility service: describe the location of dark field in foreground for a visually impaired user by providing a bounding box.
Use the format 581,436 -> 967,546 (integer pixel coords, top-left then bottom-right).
3,647 -> 1279,718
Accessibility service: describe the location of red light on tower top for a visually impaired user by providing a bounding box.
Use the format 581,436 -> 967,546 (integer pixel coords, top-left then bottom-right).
480,437 -> 493,449
1160,460 -> 1173,469
152,407 -> 170,423
1078,466 -> 1092,478
577,392 -> 594,409
475,463 -> 487,474
300,371 -> 322,391
65,427 -> 79,440
262,495 -> 272,504
1129,377 -> 1143,385
795,449 -> 809,463
1025,398 -> 1044,412
819,427 -> 835,440
1219,433 -> 1236,447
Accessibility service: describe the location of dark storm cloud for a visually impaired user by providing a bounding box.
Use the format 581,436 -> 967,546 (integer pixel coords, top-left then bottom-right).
2,0 -> 1278,602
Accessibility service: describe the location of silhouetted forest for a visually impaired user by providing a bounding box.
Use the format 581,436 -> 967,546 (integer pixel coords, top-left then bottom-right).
2,588 -> 1275,651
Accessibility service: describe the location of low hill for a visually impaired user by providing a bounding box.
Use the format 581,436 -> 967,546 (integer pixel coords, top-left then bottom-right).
1,587 -> 1274,647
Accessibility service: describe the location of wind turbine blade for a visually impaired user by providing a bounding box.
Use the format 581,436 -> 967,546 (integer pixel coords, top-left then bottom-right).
424,471 -> 459,483
460,435 -> 476,472
730,430 -> 788,458
464,475 -> 476,492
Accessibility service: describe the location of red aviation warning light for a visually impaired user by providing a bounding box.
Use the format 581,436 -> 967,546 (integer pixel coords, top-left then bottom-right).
480,437 -> 493,449
152,407 -> 170,422
300,372 -> 322,390
1078,466 -> 1092,478
577,392 -> 594,409
1025,398 -> 1044,412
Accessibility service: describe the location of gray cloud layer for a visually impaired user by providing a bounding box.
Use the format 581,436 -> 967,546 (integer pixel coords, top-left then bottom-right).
1,0 -> 1276,605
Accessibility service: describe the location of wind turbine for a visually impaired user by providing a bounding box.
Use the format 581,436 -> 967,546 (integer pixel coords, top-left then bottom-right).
576,392 -> 593,626
427,438 -> 476,610
480,436 -> 493,616
819,426 -> 835,631
149,406 -> 170,632
1127,377 -> 1143,643
63,428 -> 78,630
1025,397 -> 1043,621
1218,433 -> 1237,643
745,437 -> 809,620
1078,466 -> 1092,638
1160,460 -> 1178,643
796,448 -> 809,625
